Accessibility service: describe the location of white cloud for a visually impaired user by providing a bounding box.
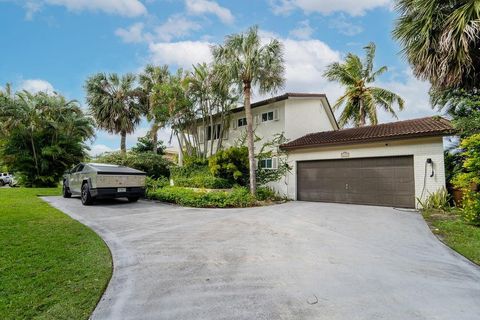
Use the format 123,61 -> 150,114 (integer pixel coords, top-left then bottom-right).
24,1 -> 42,20
154,15 -> 202,42
20,79 -> 55,93
269,0 -> 391,16
116,16 -> 201,44
329,14 -> 363,36
282,38 -> 342,93
115,23 -> 147,43
185,0 -> 234,24
146,32 -> 434,124
89,144 -> 115,157
376,69 -> 436,122
25,0 -> 147,18
148,41 -> 213,69
289,20 -> 314,40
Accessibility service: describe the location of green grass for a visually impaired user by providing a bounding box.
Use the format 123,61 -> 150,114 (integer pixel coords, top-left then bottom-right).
0,188 -> 112,319
423,209 -> 480,265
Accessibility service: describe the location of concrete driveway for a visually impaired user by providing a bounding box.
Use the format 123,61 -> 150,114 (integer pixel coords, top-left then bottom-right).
43,197 -> 480,320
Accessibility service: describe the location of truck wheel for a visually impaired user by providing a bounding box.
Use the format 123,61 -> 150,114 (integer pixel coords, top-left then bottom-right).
128,197 -> 139,203
63,181 -> 72,198
0,180 -> 4,186
81,183 -> 94,205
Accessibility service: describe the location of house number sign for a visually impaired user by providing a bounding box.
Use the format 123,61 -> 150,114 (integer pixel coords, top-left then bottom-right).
341,152 -> 350,158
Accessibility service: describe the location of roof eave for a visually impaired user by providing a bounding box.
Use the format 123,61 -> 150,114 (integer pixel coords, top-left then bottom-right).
280,130 -> 455,151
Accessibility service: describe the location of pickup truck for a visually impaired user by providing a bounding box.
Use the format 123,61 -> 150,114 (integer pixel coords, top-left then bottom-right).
63,163 -> 146,205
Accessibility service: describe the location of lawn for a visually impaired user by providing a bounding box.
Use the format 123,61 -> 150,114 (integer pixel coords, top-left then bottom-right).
0,187 -> 112,319
423,210 -> 480,265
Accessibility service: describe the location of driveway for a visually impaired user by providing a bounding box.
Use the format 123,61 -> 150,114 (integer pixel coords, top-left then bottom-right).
43,197 -> 480,320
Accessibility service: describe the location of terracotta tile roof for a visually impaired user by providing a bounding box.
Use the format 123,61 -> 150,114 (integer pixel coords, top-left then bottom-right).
280,116 -> 454,150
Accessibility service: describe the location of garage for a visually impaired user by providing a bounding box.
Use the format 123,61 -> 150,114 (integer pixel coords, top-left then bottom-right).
297,156 -> 415,208
279,117 -> 455,208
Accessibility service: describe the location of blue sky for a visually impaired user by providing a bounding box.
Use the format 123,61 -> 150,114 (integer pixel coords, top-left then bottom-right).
0,0 -> 438,155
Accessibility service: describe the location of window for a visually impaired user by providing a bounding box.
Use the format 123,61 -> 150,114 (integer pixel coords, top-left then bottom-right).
259,158 -> 273,169
207,124 -> 222,141
237,117 -> 247,127
261,111 -> 274,122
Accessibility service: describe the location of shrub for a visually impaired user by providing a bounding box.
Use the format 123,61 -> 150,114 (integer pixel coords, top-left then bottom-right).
145,176 -> 169,194
171,161 -> 232,189
255,186 -> 278,201
170,164 -> 210,179
453,133 -> 480,225
417,188 -> 451,212
209,146 -> 249,186
173,175 -> 231,189
147,186 -> 256,208
95,151 -> 171,179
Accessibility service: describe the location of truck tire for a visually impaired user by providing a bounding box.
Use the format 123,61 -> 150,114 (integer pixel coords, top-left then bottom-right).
0,180 -> 4,186
128,197 -> 139,203
63,181 -> 72,198
81,182 -> 94,205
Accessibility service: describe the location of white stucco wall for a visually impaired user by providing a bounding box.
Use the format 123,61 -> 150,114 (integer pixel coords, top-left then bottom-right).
271,136 -> 446,208
226,100 -> 287,151
284,97 -> 337,139
200,96 -> 337,155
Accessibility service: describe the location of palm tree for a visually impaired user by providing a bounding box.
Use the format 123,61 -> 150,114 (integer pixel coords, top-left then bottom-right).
324,43 -> 404,127
212,25 -> 285,194
139,64 -> 170,154
85,73 -> 143,154
393,0 -> 480,91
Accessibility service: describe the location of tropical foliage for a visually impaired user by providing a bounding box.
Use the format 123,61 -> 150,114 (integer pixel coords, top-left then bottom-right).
148,186 -> 257,208
393,0 -> 480,91
170,164 -> 232,189
431,89 -> 480,138
85,73 -> 143,154
324,42 -> 404,127
212,25 -> 286,194
209,146 -> 249,186
452,134 -> 480,225
139,64 -> 170,154
95,151 -> 171,179
131,135 -> 166,154
0,90 -> 94,187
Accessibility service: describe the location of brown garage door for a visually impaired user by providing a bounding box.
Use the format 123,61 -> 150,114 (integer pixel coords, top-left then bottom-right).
297,156 -> 415,208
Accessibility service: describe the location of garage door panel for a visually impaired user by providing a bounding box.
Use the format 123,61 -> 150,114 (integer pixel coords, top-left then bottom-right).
297,156 -> 415,208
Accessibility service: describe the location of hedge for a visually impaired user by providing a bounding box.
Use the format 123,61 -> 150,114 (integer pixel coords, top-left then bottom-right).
147,186 -> 256,208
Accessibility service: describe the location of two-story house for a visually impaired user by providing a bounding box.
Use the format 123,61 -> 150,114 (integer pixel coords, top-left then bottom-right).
196,93 -> 338,163
181,92 -> 453,209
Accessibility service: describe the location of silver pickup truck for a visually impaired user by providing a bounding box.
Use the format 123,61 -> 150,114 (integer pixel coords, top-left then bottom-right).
63,163 -> 146,205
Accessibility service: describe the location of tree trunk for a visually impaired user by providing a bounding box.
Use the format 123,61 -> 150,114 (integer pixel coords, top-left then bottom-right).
244,83 -> 256,195
151,123 -> 158,154
208,100 -> 214,157
177,133 -> 184,167
359,100 -> 366,127
120,130 -> 127,154
30,134 -> 40,177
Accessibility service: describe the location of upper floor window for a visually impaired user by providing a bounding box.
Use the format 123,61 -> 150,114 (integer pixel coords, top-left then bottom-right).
207,124 -> 222,141
237,117 -> 247,127
261,111 -> 274,122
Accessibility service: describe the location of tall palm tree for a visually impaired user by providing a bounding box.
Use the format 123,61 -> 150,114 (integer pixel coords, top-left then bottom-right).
85,73 -> 143,154
324,43 -> 404,127
139,64 -> 170,154
212,25 -> 285,194
393,0 -> 480,91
